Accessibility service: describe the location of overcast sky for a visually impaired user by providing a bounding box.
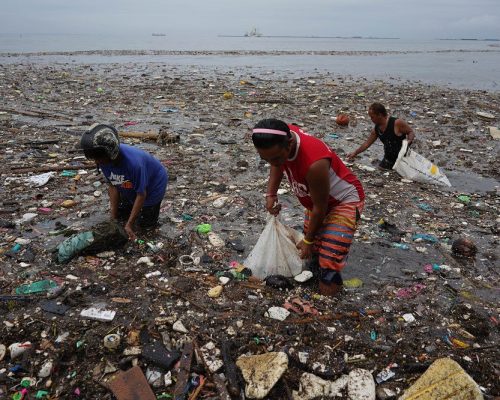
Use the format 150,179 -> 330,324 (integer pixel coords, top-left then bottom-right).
1,0 -> 499,39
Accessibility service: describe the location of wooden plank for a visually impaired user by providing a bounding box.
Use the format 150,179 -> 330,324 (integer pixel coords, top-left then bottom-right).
173,342 -> 194,400
107,366 -> 156,400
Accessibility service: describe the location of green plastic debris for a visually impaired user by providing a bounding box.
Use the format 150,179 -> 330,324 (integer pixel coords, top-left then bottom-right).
57,231 -> 94,264
76,340 -> 85,349
344,278 -> 363,288
252,336 -> 266,344
230,271 -> 247,281
36,391 -> 49,399
457,195 -> 471,204
96,87 -> 104,93
15,280 -> 57,295
181,213 -> 193,221
21,378 -> 31,388
60,170 -> 77,177
12,392 -> 23,400
197,224 -> 212,234
215,270 -> 247,281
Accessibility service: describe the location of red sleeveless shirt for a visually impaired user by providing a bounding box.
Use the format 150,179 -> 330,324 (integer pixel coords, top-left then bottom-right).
283,125 -> 365,211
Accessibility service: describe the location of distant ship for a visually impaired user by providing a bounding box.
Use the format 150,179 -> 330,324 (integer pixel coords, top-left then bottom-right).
245,27 -> 262,37
152,33 -> 166,37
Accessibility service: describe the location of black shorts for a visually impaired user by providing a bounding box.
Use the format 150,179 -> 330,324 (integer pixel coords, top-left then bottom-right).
117,200 -> 161,228
379,157 -> 396,169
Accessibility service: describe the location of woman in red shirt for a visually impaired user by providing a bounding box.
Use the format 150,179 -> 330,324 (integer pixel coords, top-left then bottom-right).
252,118 -> 365,296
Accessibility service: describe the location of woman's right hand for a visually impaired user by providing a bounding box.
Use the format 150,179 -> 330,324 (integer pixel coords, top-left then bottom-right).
266,195 -> 281,216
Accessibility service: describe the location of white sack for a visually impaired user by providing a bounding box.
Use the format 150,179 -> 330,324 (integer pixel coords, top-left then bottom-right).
393,140 -> 451,187
244,216 -> 304,279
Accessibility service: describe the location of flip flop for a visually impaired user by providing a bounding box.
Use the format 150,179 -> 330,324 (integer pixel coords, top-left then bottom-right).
292,297 -> 319,316
284,297 -> 319,316
283,301 -> 303,315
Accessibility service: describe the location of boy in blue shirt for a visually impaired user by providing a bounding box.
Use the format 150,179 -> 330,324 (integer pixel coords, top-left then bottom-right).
80,124 -> 168,240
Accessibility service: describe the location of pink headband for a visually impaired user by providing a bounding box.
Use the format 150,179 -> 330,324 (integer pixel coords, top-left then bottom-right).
252,128 -> 288,136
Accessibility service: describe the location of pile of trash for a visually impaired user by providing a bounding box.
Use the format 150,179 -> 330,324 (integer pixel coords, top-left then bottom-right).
0,60 -> 498,398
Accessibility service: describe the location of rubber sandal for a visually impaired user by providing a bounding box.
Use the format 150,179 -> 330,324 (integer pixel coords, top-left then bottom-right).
283,301 -> 304,315
291,297 -> 319,316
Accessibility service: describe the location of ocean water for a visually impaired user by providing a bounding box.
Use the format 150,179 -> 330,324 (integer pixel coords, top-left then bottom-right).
2,33 -> 499,53
1,33 -> 499,91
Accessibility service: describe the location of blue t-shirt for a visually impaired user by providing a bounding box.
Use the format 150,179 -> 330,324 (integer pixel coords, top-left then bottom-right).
100,144 -> 168,207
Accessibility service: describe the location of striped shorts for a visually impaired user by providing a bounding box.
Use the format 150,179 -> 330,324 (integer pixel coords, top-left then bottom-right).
303,201 -> 364,272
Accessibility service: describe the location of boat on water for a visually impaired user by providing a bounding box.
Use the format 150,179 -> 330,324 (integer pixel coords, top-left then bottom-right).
152,33 -> 166,37
244,28 -> 262,37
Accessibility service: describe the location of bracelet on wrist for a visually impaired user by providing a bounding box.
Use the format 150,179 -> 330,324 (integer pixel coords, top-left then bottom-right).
303,238 -> 314,245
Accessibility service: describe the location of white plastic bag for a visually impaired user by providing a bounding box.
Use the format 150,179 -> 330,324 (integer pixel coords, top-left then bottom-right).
25,172 -> 55,187
244,216 -> 304,279
393,140 -> 451,187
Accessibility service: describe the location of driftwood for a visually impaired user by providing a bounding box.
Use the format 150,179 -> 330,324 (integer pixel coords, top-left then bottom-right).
0,107 -> 74,121
285,309 -> 382,324
118,131 -> 159,140
173,342 -> 194,399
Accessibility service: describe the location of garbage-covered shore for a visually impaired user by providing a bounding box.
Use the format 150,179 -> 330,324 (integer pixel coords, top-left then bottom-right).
0,60 -> 499,399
